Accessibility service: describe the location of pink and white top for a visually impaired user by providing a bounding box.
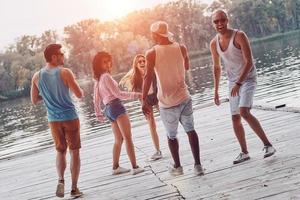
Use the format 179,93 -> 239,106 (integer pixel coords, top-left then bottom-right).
93,73 -> 140,122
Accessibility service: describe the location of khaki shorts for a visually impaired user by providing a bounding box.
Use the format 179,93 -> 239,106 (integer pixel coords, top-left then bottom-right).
49,118 -> 81,152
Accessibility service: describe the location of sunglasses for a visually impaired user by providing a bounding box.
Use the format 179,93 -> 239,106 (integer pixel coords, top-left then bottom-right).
213,18 -> 227,24
138,60 -> 145,64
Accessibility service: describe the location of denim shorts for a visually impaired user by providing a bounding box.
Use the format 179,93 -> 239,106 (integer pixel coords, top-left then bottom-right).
159,97 -> 195,139
229,81 -> 256,115
104,99 -> 126,122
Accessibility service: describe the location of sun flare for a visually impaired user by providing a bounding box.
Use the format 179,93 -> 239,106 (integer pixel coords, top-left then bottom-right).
100,0 -> 139,21
98,0 -> 214,21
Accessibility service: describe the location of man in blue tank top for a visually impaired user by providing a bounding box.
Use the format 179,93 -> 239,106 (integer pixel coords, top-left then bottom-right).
210,10 -> 276,165
30,44 -> 83,198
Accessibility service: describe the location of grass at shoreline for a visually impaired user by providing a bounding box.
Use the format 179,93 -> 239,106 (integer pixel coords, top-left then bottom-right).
250,29 -> 300,44
0,90 -> 29,102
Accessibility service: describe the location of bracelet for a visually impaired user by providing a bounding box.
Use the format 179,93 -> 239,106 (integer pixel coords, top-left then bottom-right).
235,82 -> 242,86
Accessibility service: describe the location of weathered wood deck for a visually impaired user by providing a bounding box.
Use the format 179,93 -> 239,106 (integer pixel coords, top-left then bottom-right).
1,102 -> 300,200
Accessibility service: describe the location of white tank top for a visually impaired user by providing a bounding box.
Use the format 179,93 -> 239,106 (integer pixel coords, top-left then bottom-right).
154,42 -> 189,108
216,29 -> 256,83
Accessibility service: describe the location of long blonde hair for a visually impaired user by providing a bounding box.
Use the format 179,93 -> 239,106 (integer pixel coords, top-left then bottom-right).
119,54 -> 145,92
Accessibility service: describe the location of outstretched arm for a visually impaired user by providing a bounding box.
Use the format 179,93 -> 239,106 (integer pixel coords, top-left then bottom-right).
210,38 -> 222,105
104,74 -> 141,100
30,72 -> 43,105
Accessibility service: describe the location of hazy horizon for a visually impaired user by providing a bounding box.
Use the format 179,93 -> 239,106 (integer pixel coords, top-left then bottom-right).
0,0 -> 213,52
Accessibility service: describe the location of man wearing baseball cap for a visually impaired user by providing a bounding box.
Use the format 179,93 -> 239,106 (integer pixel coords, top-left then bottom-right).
142,21 -> 204,176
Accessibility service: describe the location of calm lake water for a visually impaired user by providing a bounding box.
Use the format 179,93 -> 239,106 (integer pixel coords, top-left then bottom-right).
0,35 -> 299,160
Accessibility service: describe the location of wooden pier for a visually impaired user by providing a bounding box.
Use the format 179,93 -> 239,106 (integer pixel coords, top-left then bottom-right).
1,102 -> 299,200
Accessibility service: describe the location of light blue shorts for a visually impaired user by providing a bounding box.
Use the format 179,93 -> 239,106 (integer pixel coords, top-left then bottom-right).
229,81 -> 257,115
159,98 -> 195,139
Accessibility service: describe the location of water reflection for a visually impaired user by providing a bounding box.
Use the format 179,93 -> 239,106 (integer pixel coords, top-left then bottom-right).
252,36 -> 300,105
0,35 -> 299,159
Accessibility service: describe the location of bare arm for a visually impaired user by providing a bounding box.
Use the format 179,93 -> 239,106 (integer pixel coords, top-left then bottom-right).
30,72 -> 43,105
180,44 -> 190,70
142,48 -> 156,115
61,68 -> 84,98
210,38 -> 222,105
235,31 -> 253,84
210,39 -> 221,94
143,48 -> 155,101
180,45 -> 190,70
230,31 -> 254,97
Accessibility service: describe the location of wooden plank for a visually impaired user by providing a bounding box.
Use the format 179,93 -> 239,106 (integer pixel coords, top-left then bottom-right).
0,102 -> 300,199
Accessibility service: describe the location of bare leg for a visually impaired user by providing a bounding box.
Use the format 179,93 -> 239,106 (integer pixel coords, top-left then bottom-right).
240,107 -> 272,146
111,121 -> 124,169
168,138 -> 181,168
232,114 -> 248,153
56,150 -> 67,181
69,149 -> 80,190
116,114 -> 137,168
146,107 -> 160,151
187,130 -> 201,165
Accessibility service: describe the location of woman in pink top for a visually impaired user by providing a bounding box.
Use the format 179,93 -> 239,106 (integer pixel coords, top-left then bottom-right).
92,51 -> 144,175
120,54 -> 162,161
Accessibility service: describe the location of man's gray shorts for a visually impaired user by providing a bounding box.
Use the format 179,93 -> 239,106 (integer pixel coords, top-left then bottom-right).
229,81 -> 257,115
159,97 -> 195,140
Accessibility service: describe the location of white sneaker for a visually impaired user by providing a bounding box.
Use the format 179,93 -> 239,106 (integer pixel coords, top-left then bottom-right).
131,166 -> 145,175
150,150 -> 162,160
112,166 -> 130,175
194,164 -> 204,176
233,152 -> 250,164
263,146 -> 276,158
169,165 -> 183,176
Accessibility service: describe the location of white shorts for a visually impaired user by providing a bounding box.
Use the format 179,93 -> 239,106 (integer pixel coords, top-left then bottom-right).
229,81 -> 257,115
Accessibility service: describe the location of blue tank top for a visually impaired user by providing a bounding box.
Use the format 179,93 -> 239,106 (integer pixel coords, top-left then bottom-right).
38,67 -> 78,122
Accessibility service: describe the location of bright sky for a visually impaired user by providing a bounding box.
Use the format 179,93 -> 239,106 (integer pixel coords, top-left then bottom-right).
0,0 -> 213,51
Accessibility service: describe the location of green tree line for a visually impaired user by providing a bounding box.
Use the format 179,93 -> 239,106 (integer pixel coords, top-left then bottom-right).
0,0 -> 299,100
